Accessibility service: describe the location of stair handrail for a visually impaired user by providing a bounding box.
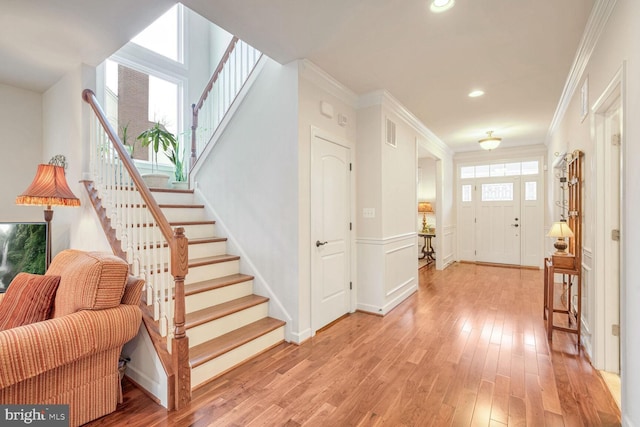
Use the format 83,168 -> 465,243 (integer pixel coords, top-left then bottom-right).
190,36 -> 262,170
82,89 -> 191,409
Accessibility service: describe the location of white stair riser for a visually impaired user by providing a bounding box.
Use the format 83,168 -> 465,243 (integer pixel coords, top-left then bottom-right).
159,208 -> 207,223
189,241 -> 227,258
191,327 -> 285,390
136,241 -> 227,264
133,224 -> 216,242
121,207 -> 206,223
179,224 -> 216,239
145,260 -> 240,287
186,280 -> 254,314
151,192 -> 196,205
186,260 -> 240,284
187,303 -> 269,348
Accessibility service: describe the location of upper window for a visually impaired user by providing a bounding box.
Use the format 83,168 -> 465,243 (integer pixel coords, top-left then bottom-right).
131,5 -> 183,63
459,160 -> 539,179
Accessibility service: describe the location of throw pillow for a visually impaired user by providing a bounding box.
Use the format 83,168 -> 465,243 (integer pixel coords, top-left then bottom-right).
0,273 -> 61,330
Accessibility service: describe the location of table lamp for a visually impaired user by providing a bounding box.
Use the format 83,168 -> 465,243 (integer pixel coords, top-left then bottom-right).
547,221 -> 574,255
418,202 -> 433,233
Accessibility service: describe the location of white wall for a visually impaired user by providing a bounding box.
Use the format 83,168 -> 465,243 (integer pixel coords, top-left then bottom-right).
42,64 -> 112,256
0,84 -> 44,222
356,93 -> 420,315
546,1 -> 640,424
194,59 -> 300,339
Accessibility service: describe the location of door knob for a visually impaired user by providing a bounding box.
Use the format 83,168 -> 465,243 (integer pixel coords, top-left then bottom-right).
316,240 -> 328,247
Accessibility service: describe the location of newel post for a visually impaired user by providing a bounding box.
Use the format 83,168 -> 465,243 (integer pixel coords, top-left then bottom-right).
171,227 -> 191,409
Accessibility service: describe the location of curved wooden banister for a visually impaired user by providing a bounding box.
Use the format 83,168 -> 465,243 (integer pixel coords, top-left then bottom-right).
82,89 -> 175,242
194,36 -> 239,112
191,36 -> 239,168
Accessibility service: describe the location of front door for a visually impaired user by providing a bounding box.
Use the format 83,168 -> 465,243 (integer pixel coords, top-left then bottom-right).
311,133 -> 351,333
475,177 -> 521,265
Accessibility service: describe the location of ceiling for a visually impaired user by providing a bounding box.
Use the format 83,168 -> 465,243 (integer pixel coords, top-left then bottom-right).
0,0 -> 595,152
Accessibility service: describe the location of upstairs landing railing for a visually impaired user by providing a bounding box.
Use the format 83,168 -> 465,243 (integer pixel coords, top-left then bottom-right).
190,37 -> 262,170
82,89 -> 190,409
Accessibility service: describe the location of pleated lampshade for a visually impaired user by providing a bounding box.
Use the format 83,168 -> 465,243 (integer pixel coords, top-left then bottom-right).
16,164 -> 80,207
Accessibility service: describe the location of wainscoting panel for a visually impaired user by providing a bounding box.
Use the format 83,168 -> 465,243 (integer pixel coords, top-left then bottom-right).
357,234 -> 418,315
441,225 -> 455,268
581,247 -> 594,359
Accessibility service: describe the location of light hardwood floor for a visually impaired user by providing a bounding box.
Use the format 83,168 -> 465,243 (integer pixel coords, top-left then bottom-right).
88,263 -> 621,426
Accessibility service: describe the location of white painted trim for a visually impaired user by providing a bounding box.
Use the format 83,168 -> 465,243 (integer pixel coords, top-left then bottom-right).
381,284 -> 418,315
591,62 -> 625,373
298,60 -> 359,107
189,55 -> 268,180
290,328 -> 312,345
623,415 -> 635,427
385,278 -> 414,297
546,0 -> 618,142
193,187 -> 294,341
384,242 -> 415,255
359,90 -> 453,157
356,232 -> 417,245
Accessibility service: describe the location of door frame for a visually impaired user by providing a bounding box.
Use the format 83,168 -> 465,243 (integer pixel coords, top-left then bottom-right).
309,127 -> 356,335
591,63 -> 626,372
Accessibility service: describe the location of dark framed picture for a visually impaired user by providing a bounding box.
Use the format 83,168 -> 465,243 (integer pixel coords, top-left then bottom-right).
0,222 -> 47,293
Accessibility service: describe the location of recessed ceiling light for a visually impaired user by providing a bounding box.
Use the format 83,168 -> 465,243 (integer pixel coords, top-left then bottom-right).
468,90 -> 485,98
430,0 -> 455,13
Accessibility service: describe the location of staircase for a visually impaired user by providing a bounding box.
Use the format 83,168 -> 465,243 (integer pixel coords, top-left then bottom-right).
147,187 -> 285,390
82,34 -> 269,406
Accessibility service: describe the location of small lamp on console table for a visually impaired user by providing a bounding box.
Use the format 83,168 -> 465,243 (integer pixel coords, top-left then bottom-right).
16,161 -> 81,268
418,202 -> 434,233
547,221 -> 574,255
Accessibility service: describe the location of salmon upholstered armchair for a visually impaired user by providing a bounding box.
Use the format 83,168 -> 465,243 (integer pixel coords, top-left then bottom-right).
0,250 -> 144,426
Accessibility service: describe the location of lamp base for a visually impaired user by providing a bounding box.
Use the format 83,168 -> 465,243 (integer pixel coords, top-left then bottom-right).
553,237 -> 568,255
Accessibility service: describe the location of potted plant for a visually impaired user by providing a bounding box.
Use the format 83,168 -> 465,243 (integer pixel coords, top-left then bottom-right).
119,123 -> 134,156
165,138 -> 188,189
136,122 -> 176,188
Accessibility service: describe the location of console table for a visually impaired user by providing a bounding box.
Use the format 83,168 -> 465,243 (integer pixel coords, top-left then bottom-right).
418,233 -> 435,264
544,254 -> 581,345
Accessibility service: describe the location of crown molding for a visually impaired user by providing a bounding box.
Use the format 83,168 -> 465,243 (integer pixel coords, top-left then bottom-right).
359,89 -> 453,157
546,0 -> 618,142
297,59 -> 358,107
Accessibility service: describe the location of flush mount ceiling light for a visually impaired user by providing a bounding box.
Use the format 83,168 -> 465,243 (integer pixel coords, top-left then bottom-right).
430,0 -> 455,13
478,131 -> 502,150
468,90 -> 485,98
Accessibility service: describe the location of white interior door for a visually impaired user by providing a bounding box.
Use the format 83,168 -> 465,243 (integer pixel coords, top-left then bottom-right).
311,134 -> 350,333
475,178 -> 521,265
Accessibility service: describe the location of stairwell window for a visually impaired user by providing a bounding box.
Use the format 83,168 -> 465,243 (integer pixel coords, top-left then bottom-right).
131,4 -> 184,64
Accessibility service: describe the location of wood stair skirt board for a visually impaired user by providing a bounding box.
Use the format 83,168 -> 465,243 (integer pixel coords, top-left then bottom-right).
98,186 -> 286,397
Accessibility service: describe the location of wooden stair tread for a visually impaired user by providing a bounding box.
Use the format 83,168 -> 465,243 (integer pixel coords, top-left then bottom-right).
138,237 -> 227,250
185,294 -> 269,329
185,274 -> 254,296
190,317 -> 285,368
149,254 -> 241,275
169,220 -> 216,226
159,203 -> 205,209
190,237 -> 227,245
150,188 -> 194,194
189,254 -> 240,267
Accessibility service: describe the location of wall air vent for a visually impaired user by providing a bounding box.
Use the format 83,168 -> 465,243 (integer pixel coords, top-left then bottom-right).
386,117 -> 397,148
